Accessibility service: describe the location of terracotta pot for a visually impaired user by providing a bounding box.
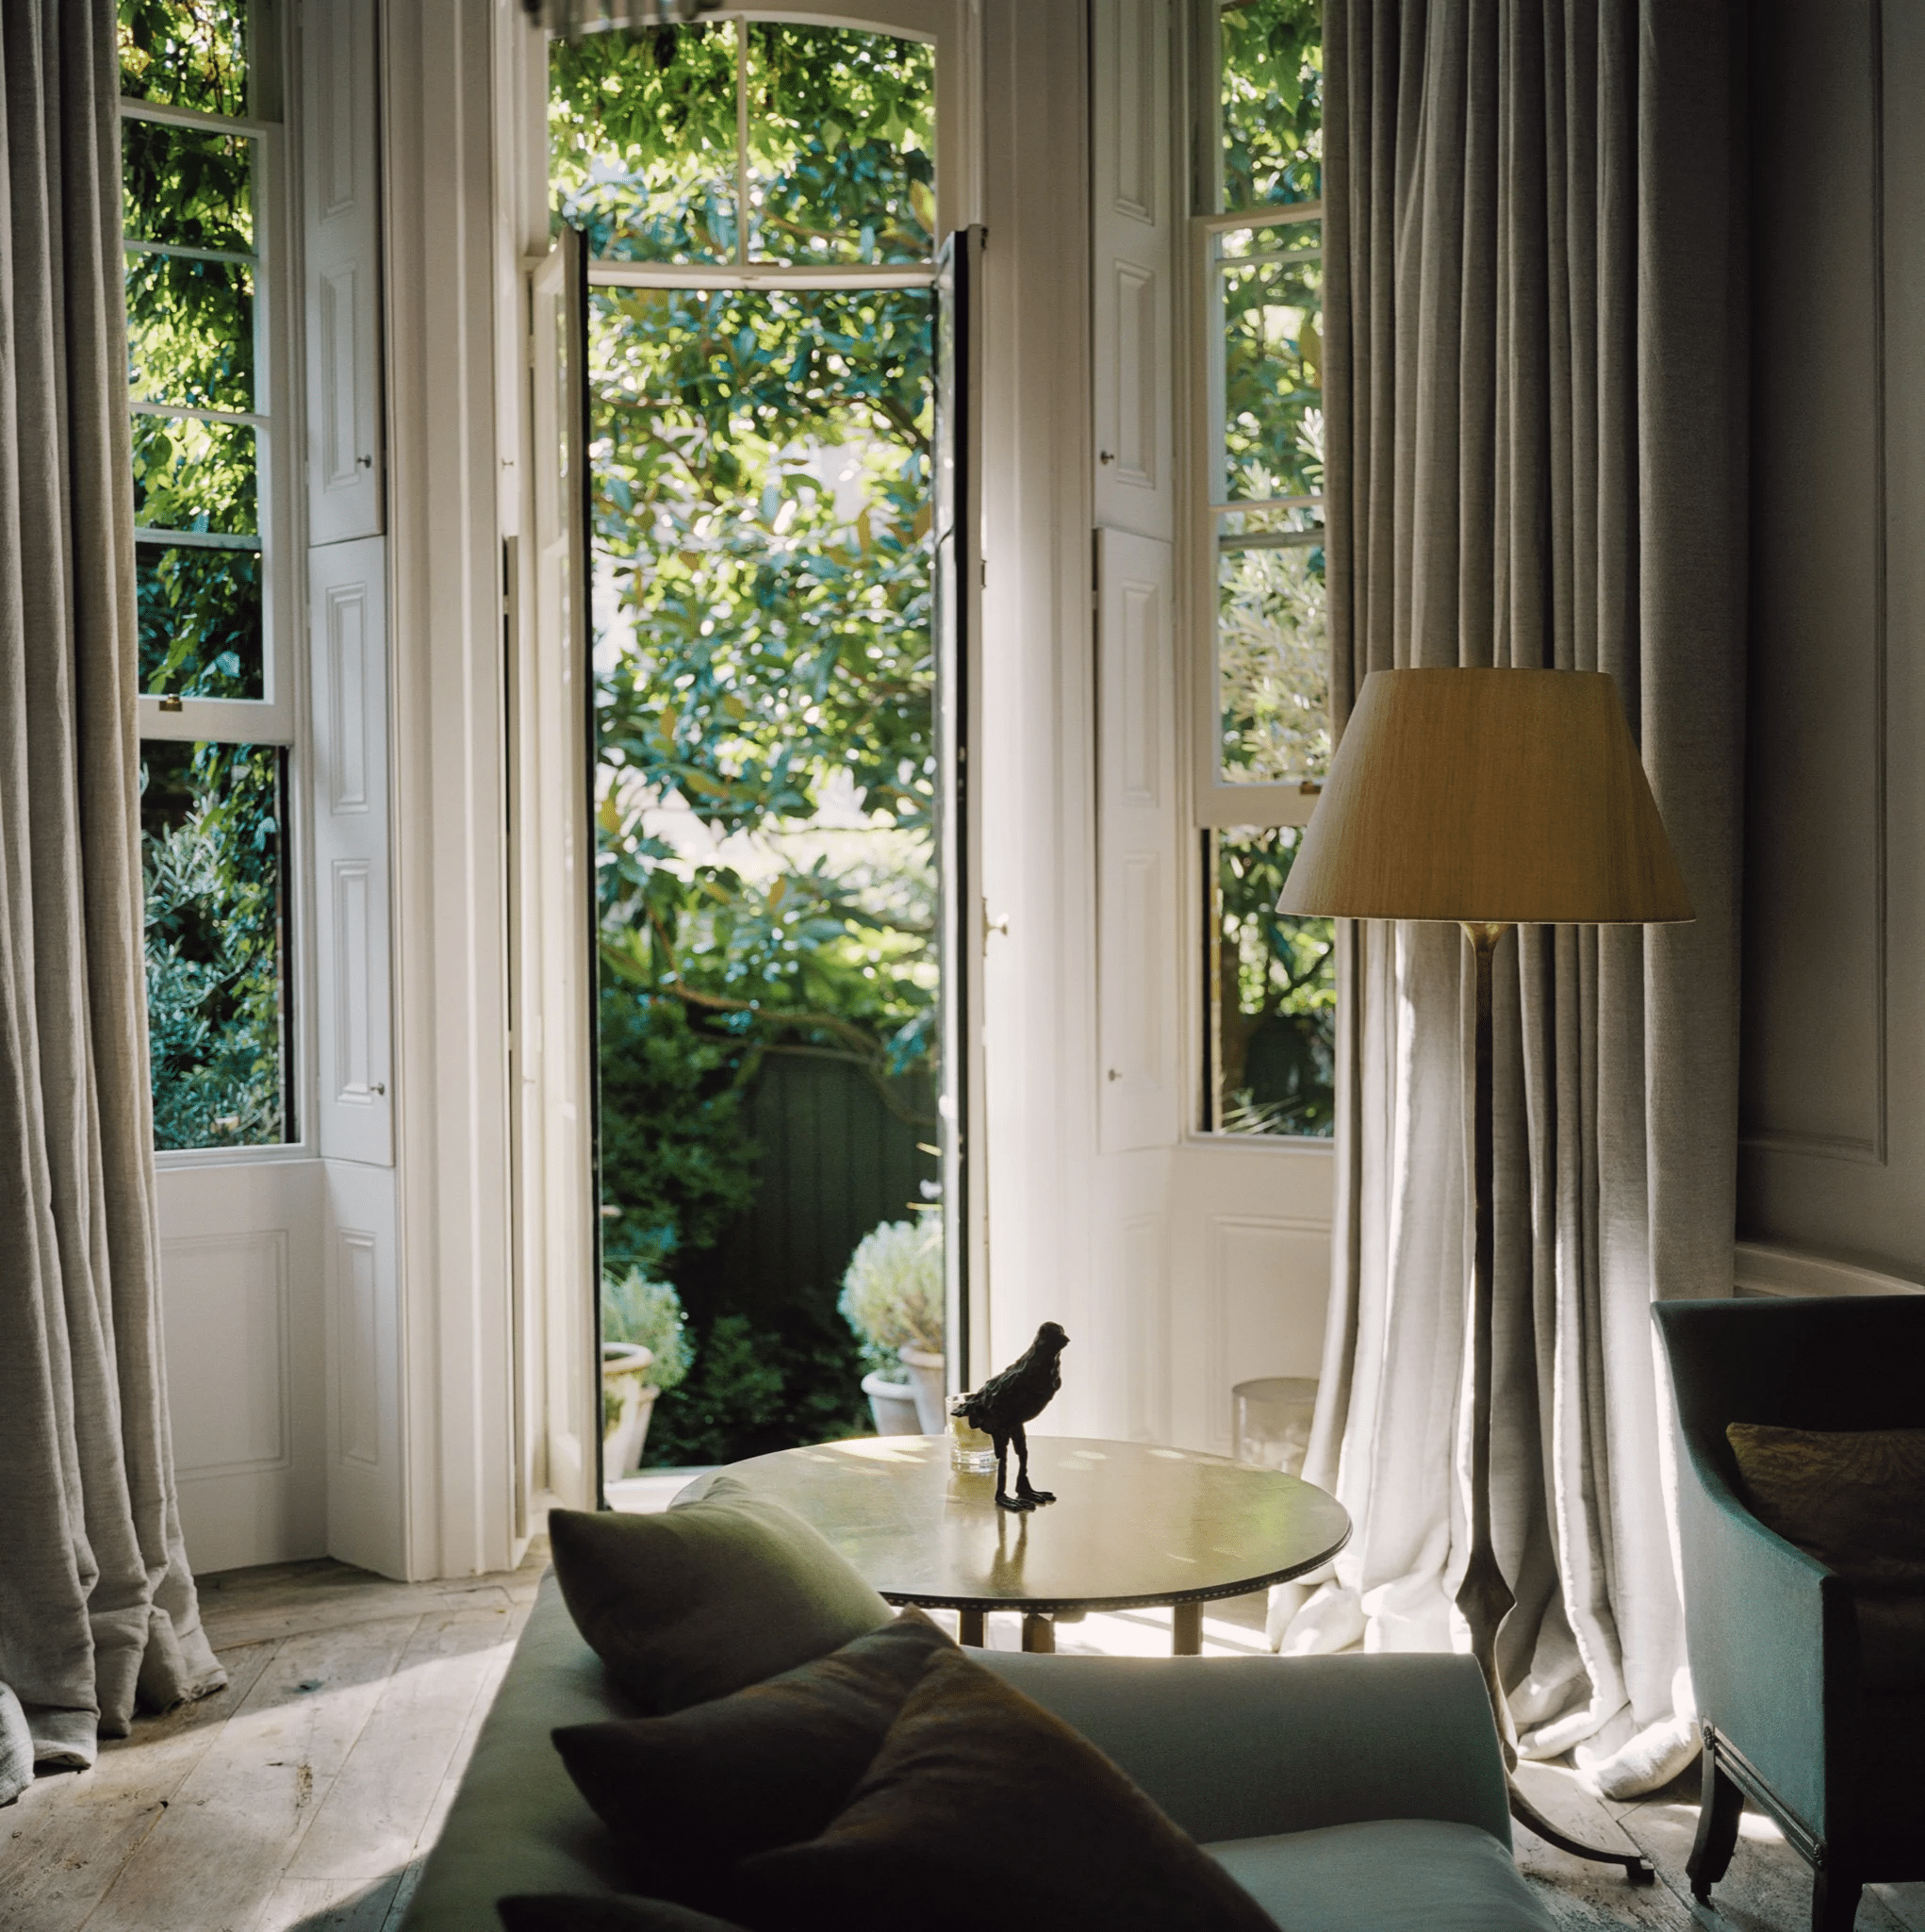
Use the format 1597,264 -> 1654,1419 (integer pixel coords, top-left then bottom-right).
897,1345 -> 948,1434
861,1370 -> 922,1436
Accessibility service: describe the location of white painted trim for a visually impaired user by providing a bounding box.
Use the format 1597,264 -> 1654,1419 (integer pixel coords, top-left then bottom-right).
383,0 -> 518,1580
1733,1239 -> 1925,1298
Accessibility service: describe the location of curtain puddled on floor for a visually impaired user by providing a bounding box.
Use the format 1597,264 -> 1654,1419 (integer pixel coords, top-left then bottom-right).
0,0 -> 224,1807
1275,0 -> 1747,1800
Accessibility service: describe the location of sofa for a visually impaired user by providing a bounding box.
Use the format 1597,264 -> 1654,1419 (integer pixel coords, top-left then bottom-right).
399,1569 -> 1557,1932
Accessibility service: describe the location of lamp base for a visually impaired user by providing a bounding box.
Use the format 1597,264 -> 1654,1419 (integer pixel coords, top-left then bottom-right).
1507,1780 -> 1655,1883
1458,925 -> 1654,1886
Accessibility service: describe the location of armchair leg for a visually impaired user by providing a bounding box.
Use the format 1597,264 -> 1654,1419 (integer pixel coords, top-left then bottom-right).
1812,1865 -> 1861,1932
1687,1737 -> 1744,1902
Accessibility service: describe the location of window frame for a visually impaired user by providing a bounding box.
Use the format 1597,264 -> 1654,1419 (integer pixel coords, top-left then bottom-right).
1181,0 -> 1333,1142
123,8 -> 311,1164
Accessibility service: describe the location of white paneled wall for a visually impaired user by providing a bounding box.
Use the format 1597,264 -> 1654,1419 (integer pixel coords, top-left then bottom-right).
159,1163 -> 325,1575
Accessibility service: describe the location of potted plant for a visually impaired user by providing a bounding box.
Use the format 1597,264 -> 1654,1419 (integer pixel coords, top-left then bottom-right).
839,1214 -> 946,1435
601,1266 -> 693,1477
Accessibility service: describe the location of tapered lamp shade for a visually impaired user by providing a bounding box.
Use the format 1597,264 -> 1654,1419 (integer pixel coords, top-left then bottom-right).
1277,669 -> 1693,925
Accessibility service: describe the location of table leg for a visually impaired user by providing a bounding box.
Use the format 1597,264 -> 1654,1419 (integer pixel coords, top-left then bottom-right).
1021,1613 -> 1056,1653
1171,1602 -> 1202,1656
958,1609 -> 986,1647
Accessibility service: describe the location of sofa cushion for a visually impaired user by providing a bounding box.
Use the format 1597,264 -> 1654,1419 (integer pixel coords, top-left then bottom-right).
730,1646 -> 1276,1932
551,1609 -> 955,1907
1855,1589 -> 1925,1692
1205,1818 -> 1557,1932
548,1478 -> 891,1711
1726,1423 -> 1925,1582
500,1898 -> 749,1932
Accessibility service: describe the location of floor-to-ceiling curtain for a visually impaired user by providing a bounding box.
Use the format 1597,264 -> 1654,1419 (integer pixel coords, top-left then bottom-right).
0,0 -> 224,1808
1276,0 -> 1747,1799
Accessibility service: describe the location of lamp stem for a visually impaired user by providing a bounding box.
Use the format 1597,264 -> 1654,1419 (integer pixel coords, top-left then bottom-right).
1454,921 -> 1654,1886
1456,922 -> 1515,1733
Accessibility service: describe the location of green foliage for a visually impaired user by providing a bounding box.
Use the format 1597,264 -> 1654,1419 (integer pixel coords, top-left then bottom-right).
644,1311 -> 870,1466
577,27 -> 941,1103
1217,535 -> 1328,782
118,0 -> 249,117
562,25 -> 945,1463
1215,827 -> 1335,1138
1221,0 -> 1324,209
141,741 -> 287,1150
838,1214 -> 943,1374
601,1266 -> 694,1393
138,545 -> 261,699
550,22 -> 933,266
551,23 -> 739,262
596,986 -> 761,1280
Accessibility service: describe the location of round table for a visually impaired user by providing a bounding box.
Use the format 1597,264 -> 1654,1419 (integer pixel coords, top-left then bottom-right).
689,1434 -> 1351,1653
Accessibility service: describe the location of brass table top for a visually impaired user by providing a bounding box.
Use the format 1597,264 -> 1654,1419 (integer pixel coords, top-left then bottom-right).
691,1435 -> 1352,1614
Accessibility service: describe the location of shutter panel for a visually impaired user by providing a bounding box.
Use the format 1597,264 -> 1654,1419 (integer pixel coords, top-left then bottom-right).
309,537 -> 393,1163
1097,528 -> 1180,1151
1092,0 -> 1174,537
303,0 -> 383,544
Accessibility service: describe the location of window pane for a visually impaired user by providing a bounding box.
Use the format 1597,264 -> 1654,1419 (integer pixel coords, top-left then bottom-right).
1218,505 -> 1326,784
126,251 -> 255,412
123,118 -> 254,254
118,0 -> 248,118
133,413 -> 256,536
139,544 -> 263,700
745,25 -> 935,265
551,23 -> 740,265
141,740 -> 290,1150
1209,827 -> 1334,1137
1220,0 -> 1323,211
1219,234 -> 1322,502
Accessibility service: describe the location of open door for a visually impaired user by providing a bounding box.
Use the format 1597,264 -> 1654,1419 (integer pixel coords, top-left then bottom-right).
516,226 -> 600,1522
934,225 -> 987,1391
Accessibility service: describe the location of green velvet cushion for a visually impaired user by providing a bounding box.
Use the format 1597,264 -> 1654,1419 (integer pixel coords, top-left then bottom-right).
1726,1423 -> 1925,1581
729,1647 -> 1279,1932
551,1609 -> 955,1907
500,1898 -> 749,1932
547,1478 -> 892,1712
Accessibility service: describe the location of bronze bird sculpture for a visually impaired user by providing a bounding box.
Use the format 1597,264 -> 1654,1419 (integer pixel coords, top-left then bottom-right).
951,1322 -> 1068,1511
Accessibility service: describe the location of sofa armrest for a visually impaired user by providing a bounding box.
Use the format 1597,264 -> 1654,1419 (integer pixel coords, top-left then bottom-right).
977,1651 -> 1511,1848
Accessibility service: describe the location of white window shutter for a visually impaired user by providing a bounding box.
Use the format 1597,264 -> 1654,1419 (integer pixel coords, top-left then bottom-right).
1097,529 -> 1180,1151
308,536 -> 393,1164
303,0 -> 383,545
1092,0 -> 1173,537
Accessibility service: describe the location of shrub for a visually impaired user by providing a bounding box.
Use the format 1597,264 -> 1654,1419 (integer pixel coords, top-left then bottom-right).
838,1213 -> 943,1375
601,1266 -> 693,1394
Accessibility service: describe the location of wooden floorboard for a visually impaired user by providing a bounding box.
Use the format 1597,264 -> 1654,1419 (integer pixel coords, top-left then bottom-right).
5,1535 -> 1915,1932
0,1549 -> 542,1932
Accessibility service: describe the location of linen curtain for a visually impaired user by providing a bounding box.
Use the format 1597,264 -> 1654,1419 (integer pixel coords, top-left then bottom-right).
0,0 -> 224,1807
1276,0 -> 1747,1800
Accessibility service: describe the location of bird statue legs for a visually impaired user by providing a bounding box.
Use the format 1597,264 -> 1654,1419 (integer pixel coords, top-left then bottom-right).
992,1424 -> 1056,1511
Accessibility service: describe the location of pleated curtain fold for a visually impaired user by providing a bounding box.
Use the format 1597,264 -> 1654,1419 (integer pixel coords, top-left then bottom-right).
1278,0 -> 1747,1798
0,0 -> 224,1808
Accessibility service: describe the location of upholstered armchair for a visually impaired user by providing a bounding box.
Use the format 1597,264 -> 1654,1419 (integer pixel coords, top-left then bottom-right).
1654,1296 -> 1925,1932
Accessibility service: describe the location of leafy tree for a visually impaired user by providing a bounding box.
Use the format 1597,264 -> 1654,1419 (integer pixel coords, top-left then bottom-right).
1215,827 -> 1335,1137
141,742 -> 288,1150
1221,0 -> 1324,209
557,24 -> 941,1461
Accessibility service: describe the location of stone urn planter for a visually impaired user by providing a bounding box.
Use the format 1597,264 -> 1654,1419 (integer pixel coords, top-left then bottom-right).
861,1369 -> 922,1437
601,1341 -> 659,1478
897,1344 -> 947,1435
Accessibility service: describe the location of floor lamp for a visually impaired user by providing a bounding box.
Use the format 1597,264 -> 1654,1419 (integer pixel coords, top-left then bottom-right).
1278,667 -> 1692,1882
